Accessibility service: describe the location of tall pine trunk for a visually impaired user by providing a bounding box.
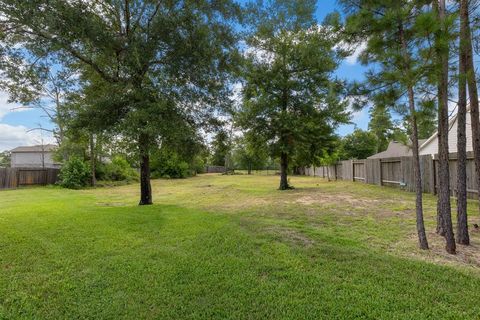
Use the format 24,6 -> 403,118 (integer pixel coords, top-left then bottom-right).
410,101 -> 429,250
279,152 -> 290,190
463,0 -> 480,223
139,133 -> 153,205
456,0 -> 470,245
400,23 -> 428,250
435,0 -> 456,254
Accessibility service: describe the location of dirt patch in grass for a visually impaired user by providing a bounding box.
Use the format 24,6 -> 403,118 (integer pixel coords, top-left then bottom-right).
263,225 -> 315,248
424,231 -> 480,267
293,194 -> 382,206
391,231 -> 480,270
289,193 -> 415,220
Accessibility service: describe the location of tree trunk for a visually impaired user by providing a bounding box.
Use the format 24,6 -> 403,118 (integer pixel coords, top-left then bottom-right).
139,133 -> 153,205
89,133 -> 96,187
456,0 -> 470,245
399,23 -> 429,250
463,0 -> 480,223
248,162 -> 252,175
279,152 -> 290,190
435,0 -> 456,254
410,95 -> 429,250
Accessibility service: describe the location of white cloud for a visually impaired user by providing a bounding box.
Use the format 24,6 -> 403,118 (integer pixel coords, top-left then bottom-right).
0,90 -> 56,151
0,91 -> 22,120
0,124 -> 55,152
345,42 -> 367,65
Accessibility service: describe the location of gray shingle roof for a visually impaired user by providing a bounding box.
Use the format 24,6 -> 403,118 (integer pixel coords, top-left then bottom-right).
10,144 -> 57,153
367,141 -> 412,159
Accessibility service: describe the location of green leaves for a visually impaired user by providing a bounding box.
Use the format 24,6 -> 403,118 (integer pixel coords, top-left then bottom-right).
239,0 -> 348,169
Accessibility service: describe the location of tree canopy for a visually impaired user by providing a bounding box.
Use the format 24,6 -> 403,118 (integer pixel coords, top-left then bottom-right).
0,0 -> 241,204
238,0 -> 349,190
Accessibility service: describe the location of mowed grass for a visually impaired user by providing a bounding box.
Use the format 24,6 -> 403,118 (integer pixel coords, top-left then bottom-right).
1,174 -> 480,319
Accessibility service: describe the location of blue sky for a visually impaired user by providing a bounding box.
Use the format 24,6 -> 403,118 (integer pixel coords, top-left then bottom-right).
0,0 -> 369,151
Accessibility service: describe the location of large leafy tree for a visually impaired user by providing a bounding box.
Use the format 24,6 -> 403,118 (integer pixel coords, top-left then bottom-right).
239,0 -> 349,190
0,0 -> 240,205
340,129 -> 378,160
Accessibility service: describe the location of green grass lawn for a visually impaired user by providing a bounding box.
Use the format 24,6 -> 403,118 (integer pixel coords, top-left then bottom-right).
1,174 -> 480,319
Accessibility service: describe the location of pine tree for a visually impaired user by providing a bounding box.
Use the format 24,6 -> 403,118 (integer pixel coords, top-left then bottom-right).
434,0 -> 456,254
368,105 -> 394,152
340,0 -> 430,249
456,0 -> 469,245
239,1 -> 349,190
463,0 -> 480,225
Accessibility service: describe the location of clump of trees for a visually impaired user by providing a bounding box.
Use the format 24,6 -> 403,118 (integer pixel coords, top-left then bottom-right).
0,0 -> 240,204
231,135 -> 269,175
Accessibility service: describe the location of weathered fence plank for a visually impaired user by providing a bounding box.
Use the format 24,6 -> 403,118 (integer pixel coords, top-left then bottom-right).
0,168 -> 60,190
353,160 -> 365,182
304,153 -> 480,199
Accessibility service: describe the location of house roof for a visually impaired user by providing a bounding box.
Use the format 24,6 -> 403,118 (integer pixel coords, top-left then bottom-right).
367,141 -> 412,159
10,144 -> 57,153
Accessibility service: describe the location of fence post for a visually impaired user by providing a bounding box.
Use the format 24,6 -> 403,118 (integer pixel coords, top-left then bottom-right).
350,160 -> 355,182
378,159 -> 383,186
15,168 -> 19,188
432,156 -> 437,195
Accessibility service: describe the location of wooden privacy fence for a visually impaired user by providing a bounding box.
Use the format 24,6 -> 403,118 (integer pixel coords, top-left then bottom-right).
304,152 -> 479,199
0,168 -> 60,190
205,166 -> 226,173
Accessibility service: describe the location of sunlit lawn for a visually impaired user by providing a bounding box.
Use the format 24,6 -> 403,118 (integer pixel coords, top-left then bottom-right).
1,174 -> 480,319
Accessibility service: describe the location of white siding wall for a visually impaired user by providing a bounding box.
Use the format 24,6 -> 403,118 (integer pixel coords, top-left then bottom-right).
11,152 -> 59,168
419,111 -> 475,155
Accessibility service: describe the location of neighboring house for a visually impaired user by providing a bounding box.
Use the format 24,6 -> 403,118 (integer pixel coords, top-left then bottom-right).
367,140 -> 427,159
10,144 -> 61,168
419,109 -> 475,156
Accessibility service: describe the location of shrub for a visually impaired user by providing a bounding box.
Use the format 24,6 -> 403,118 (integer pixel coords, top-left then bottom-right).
59,157 -> 91,189
151,150 -> 190,179
97,156 -> 139,182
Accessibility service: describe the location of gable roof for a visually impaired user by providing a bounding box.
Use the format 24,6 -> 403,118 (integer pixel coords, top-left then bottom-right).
10,144 -> 57,153
367,141 -> 412,159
